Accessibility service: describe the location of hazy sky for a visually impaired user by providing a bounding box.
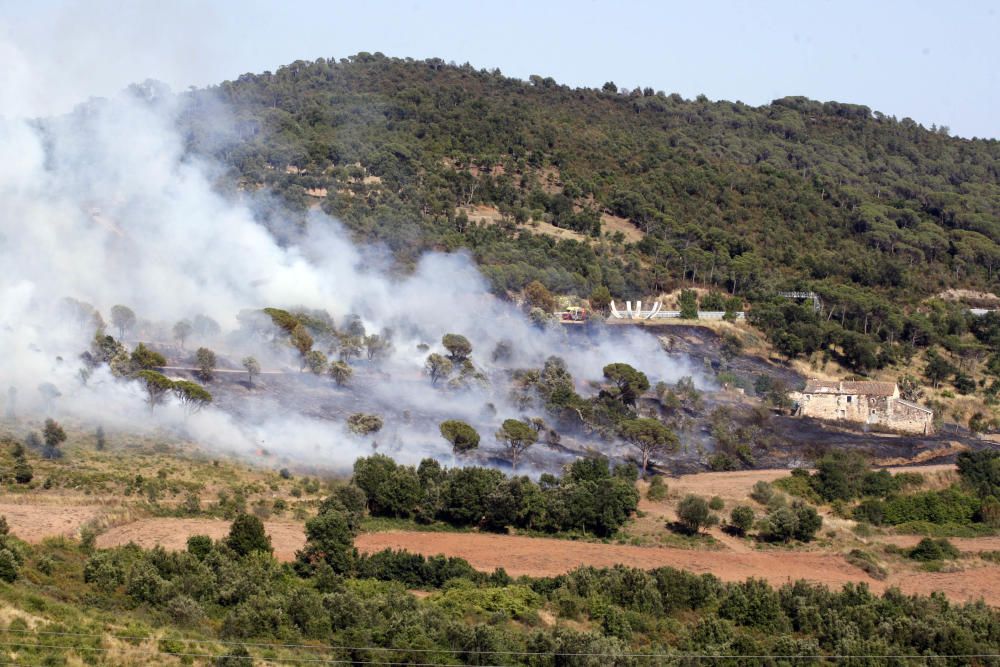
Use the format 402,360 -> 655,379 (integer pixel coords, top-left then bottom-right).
2,0 -> 998,138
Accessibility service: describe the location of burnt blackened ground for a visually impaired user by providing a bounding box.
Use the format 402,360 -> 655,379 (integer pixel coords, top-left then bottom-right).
155,324 -> 991,476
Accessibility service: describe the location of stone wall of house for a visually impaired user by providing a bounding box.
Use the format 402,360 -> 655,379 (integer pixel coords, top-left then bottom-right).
799,393 -> 881,422
798,393 -> 932,434
887,400 -> 935,435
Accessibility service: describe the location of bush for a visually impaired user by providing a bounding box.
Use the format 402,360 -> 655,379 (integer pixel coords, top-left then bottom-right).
166,594 -> 206,626
0,549 -> 18,583
729,506 -> 754,535
646,476 -> 667,502
83,552 -> 124,593
761,501 -> 821,543
773,470 -> 821,503
908,538 -> 959,561
298,508 -> 355,574
750,481 -> 774,505
708,452 -> 738,471
677,495 -> 716,534
187,535 -> 213,560
708,496 -> 725,511
225,514 -> 272,557
845,549 -> 888,580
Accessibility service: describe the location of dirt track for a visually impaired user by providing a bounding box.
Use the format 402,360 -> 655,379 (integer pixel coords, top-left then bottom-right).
355,530 -> 1000,605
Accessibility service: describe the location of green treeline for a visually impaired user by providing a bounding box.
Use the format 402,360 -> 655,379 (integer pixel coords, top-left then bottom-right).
351,453 -> 640,537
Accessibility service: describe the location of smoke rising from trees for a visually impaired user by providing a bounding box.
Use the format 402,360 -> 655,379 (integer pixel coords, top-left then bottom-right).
0,36 -> 700,472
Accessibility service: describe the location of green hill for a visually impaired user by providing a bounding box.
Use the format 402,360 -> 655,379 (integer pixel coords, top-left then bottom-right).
179,52 -> 1000,374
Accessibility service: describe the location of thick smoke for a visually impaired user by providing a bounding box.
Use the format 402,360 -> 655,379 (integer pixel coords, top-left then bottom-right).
0,40 -> 701,473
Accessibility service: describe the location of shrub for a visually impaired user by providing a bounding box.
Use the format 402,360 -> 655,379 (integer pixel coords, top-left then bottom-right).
793,502 -> 823,542
646,476 -> 668,501
750,481 -> 774,505
298,508 -> 355,574
709,496 -> 725,511
729,506 -> 754,535
773,470 -> 821,503
677,495 -> 716,534
225,514 -> 272,557
84,552 -> 124,593
908,538 -> 959,561
166,594 -> 206,626
764,506 -> 799,542
187,535 -> 213,560
0,549 -> 18,583
845,549 -> 888,580
708,452 -> 738,471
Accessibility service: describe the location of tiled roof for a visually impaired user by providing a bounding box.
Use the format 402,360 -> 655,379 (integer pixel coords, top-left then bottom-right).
841,381 -> 896,396
802,379 -> 896,397
803,380 -> 840,393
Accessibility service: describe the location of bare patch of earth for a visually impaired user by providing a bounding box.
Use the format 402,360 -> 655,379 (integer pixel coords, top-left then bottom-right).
0,502 -> 103,542
96,518 -> 306,561
356,530 -> 1000,605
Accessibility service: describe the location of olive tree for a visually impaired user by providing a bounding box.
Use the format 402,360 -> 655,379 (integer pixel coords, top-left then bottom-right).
305,350 -> 328,375
347,413 -> 383,436
677,494 -> 717,534
730,505 -> 755,535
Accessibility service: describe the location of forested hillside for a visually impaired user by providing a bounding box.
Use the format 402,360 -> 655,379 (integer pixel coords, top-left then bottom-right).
177,52 -> 1000,380
184,52 -> 999,296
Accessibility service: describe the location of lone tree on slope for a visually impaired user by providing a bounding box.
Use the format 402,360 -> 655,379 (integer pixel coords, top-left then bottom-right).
42,418 -> 67,460
439,420 -> 480,456
442,333 -> 472,362
195,348 -> 216,382
496,419 -> 538,471
173,320 -> 192,349
110,305 -> 136,340
136,370 -> 174,411
242,356 -> 260,388
619,417 -> 678,474
602,363 -> 650,407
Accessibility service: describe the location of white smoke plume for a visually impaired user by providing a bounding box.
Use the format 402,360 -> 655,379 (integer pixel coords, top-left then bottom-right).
0,34 -> 702,473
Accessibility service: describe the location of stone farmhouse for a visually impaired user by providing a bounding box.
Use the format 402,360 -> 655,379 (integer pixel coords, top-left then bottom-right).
793,380 -> 934,435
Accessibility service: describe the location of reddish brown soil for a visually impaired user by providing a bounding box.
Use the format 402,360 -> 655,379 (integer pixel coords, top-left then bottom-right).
880,535 -> 1000,553
660,464 -> 957,503
0,503 -> 103,542
96,518 -> 306,561
355,530 -> 1000,605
